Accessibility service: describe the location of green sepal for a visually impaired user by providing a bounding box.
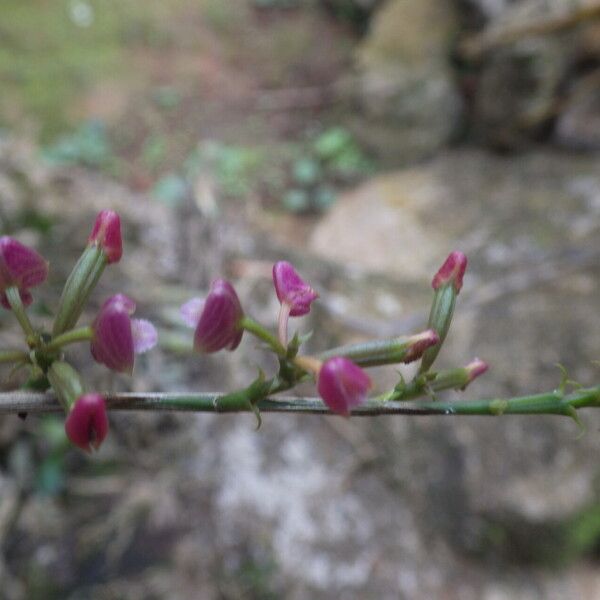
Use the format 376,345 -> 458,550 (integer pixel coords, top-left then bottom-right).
419,284 -> 457,373
53,245 -> 106,336
286,330 -> 312,359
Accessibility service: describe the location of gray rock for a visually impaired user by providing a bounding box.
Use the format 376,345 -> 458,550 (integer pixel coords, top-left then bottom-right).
351,0 -> 463,162
556,71 -> 600,150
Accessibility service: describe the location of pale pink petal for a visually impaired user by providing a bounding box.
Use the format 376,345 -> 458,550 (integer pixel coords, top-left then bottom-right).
180,297 -> 204,328
131,318 -> 158,354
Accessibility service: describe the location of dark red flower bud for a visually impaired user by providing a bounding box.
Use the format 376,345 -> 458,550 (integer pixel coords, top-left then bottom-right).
432,251 -> 467,293
88,210 -> 122,264
65,393 -> 109,452
183,279 -> 244,353
0,237 -> 48,308
91,294 -> 157,373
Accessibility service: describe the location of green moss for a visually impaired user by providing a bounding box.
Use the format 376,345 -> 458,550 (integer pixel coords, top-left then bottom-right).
472,502 -> 600,568
561,503 -> 600,563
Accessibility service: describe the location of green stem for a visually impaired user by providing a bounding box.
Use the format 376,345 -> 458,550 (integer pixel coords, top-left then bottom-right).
44,326 -> 94,353
5,286 -> 36,344
376,365 -> 475,402
240,316 -> 286,356
47,361 -> 84,413
0,349 -> 29,365
2,386 -> 600,417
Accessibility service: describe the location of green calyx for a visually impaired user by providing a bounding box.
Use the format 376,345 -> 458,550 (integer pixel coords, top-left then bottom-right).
53,245 -> 107,336
419,284 -> 457,374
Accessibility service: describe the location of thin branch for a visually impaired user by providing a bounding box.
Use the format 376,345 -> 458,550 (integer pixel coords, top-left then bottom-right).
1,386 -> 599,418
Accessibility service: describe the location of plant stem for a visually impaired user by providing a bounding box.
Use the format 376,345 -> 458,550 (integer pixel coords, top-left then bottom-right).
2,386 -> 599,418
0,349 -> 29,365
44,326 -> 94,353
277,303 -> 291,348
4,287 -> 36,344
240,316 -> 286,356
375,365 -> 475,402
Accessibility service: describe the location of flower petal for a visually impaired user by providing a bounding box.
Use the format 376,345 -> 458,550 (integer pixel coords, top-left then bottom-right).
65,393 -> 109,452
0,236 -> 48,292
317,357 -> 372,416
193,279 -> 244,353
131,318 -> 158,354
272,261 -> 318,317
180,297 -> 205,328
91,300 -> 135,373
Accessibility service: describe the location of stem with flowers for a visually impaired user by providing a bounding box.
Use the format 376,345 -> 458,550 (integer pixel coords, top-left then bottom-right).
0,210 -> 598,455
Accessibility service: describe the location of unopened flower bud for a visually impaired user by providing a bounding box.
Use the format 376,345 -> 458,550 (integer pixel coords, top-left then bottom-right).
421,252 -> 468,374
91,294 -> 157,373
465,358 -> 489,384
272,261 -> 318,316
432,251 -> 467,293
65,393 -> 109,452
0,237 -> 48,309
183,279 -> 244,353
88,210 -> 122,264
317,357 -> 372,416
403,329 -> 440,363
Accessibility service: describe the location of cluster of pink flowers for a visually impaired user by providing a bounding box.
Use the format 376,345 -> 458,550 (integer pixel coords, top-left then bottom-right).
0,211 -> 156,452
1,207 -> 487,452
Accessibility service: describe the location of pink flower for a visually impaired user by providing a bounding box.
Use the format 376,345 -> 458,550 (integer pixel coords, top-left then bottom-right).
181,279 -> 244,353
432,251 -> 468,293
65,393 -> 109,452
317,357 -> 372,416
0,236 -> 48,309
91,294 -> 157,373
272,261 -> 318,316
88,210 -> 122,264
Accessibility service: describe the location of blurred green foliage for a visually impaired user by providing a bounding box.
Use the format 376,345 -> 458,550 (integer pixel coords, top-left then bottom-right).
0,0 -> 186,139
42,120 -> 113,168
36,416 -> 71,495
282,126 -> 373,213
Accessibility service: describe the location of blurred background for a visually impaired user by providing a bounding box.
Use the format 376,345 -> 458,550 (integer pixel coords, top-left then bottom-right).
1,0 -> 600,598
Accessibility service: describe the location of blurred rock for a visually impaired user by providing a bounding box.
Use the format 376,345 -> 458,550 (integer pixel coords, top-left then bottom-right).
4,137 -> 600,597
350,0 -> 463,162
320,0 -> 382,29
459,0 -> 600,149
309,150 -> 600,556
556,71 -> 600,150
473,37 -> 569,149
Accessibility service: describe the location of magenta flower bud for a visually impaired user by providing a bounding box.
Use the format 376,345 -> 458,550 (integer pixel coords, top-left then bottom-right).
432,251 -> 468,293
273,261 -> 318,317
317,357 -> 372,416
91,294 -> 157,373
184,279 -> 244,353
0,236 -> 48,309
65,393 -> 109,452
465,358 -> 489,383
403,329 -> 440,363
88,210 -> 122,264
